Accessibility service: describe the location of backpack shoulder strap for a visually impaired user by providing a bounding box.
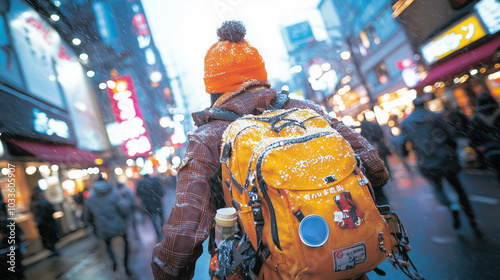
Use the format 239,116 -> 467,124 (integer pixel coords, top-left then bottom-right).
269,91 -> 290,111
206,108 -> 241,122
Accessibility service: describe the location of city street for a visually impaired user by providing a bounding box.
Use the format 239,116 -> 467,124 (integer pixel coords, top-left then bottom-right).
23,155 -> 500,280
2,1 -> 500,280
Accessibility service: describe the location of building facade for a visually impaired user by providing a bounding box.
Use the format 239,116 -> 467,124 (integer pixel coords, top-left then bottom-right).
0,0 -> 184,258
281,21 -> 340,110
0,0 -> 109,257
51,0 -> 185,177
318,0 -> 419,127
395,0 -> 500,117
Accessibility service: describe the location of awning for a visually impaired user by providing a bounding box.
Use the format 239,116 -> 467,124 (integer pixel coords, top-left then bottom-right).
5,138 -> 101,165
416,37 -> 500,89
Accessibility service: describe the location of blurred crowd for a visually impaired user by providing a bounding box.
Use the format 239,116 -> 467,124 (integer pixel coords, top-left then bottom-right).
0,170 -> 177,279
80,171 -> 176,275
358,92 -> 500,183
356,90 -> 499,236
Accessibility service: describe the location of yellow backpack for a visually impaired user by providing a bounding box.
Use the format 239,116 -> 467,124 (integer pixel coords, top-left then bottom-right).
215,107 -> 423,280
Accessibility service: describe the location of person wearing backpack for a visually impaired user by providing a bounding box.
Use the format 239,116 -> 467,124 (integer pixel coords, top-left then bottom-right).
84,176 -> 131,275
400,97 -> 478,231
117,183 -> 140,239
151,21 -> 389,280
137,173 -> 165,240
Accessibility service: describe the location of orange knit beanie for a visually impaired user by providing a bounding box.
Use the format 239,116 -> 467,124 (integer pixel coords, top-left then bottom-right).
204,20 -> 268,94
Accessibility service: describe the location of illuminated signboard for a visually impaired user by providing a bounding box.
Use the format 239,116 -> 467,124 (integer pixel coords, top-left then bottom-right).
8,0 -> 66,109
284,21 -> 315,51
107,75 -> 152,157
421,14 -> 487,64
131,4 -> 161,82
475,0 -> 500,35
33,108 -> 70,139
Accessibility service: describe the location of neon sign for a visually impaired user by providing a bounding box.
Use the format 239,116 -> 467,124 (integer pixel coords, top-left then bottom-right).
33,109 -> 70,139
421,14 -> 487,64
107,75 -> 152,157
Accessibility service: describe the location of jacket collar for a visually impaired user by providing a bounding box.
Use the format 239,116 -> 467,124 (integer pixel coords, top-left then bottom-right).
192,81 -> 277,127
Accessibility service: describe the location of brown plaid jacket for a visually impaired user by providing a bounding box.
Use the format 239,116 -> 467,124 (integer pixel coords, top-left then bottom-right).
151,84 -> 389,279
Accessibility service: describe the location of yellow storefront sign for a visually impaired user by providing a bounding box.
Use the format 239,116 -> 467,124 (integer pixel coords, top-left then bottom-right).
421,14 -> 487,64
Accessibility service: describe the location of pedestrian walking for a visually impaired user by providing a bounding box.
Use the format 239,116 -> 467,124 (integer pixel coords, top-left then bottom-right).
468,92 -> 500,182
389,133 -> 412,172
151,20 -> 389,280
117,183 -> 140,239
164,169 -> 177,190
357,118 -> 391,205
84,176 -> 131,275
400,97 -> 478,231
0,201 -> 26,280
136,173 -> 165,240
30,188 -> 60,256
444,106 -> 470,138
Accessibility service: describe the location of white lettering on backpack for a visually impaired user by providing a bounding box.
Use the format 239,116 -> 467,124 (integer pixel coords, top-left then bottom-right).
297,155 -> 335,168
303,185 -> 345,201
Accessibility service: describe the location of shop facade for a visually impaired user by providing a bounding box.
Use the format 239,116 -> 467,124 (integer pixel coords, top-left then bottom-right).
396,0 -> 500,118
0,0 -> 109,257
317,0 -> 420,130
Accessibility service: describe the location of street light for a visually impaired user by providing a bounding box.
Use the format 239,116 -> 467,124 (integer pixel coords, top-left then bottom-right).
321,63 -> 331,71
289,65 -> 303,74
79,53 -> 88,61
308,64 -> 323,79
50,14 -> 60,21
72,38 -> 81,45
340,51 -> 351,60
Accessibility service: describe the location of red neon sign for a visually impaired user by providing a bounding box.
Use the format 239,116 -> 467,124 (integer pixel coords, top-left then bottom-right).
132,13 -> 150,36
26,17 -> 53,45
396,58 -> 414,70
107,75 -> 152,157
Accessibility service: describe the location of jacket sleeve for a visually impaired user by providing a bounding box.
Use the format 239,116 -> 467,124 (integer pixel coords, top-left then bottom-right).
152,128 -> 221,280
288,99 -> 389,188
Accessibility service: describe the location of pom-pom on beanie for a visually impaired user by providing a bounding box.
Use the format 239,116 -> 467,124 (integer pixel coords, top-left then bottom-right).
204,20 -> 268,94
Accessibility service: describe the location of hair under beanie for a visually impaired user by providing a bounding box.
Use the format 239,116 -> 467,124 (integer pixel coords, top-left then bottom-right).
204,20 -> 268,94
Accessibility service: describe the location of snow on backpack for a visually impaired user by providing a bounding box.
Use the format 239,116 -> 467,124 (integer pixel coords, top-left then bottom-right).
210,101 -> 423,279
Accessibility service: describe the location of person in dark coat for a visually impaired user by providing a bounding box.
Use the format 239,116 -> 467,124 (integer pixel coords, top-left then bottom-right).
444,107 -> 470,138
468,92 -> 500,182
0,201 -> 26,280
400,97 -> 477,231
136,173 -> 165,240
30,188 -> 60,256
117,183 -> 140,239
358,118 -> 391,205
151,20 -> 388,280
84,177 -> 131,275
